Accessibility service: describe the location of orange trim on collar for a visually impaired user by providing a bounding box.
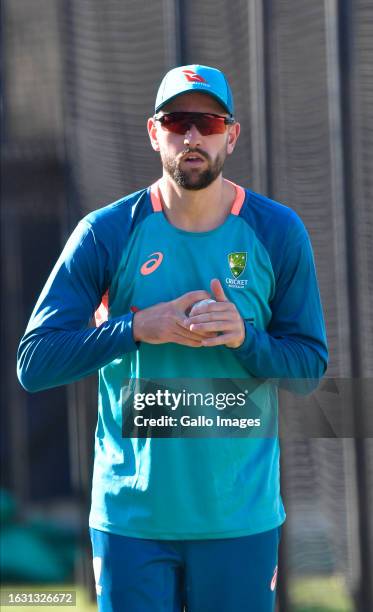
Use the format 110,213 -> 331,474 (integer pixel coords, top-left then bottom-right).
150,181 -> 163,211
225,179 -> 246,215
149,179 -> 246,215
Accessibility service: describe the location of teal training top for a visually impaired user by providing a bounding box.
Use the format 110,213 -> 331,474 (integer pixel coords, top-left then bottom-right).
17,180 -> 328,539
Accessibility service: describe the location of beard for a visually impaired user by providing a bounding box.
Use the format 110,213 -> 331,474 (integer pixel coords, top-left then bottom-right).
160,146 -> 227,190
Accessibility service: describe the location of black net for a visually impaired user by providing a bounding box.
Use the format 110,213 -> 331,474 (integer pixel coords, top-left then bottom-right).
2,0 -> 373,608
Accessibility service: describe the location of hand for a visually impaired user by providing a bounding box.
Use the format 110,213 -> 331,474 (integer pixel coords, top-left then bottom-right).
183,279 -> 246,349
133,290 -> 218,347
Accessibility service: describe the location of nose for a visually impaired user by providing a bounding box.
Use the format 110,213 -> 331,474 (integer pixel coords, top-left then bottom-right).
183,124 -> 202,147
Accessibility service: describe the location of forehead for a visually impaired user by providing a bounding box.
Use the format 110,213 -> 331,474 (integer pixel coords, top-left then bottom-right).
161,91 -> 226,114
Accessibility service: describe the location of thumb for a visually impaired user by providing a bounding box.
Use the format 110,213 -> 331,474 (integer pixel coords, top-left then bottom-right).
210,278 -> 228,302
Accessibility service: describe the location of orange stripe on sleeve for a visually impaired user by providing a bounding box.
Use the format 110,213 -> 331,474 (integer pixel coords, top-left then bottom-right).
94,290 -> 109,326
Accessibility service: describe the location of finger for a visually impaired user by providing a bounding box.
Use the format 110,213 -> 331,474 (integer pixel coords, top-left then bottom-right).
175,319 -> 217,340
201,332 -> 237,347
175,290 -> 211,310
174,326 -> 209,341
176,314 -> 218,334
176,324 -> 218,340
186,311 -> 233,325
188,331 -> 218,338
172,333 -> 203,347
190,321 -> 233,333
210,278 -> 228,302
184,305 -> 235,327
188,301 -> 230,318
190,301 -> 232,314
178,330 -> 218,341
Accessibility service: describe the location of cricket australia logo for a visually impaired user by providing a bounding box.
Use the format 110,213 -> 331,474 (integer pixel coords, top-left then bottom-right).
228,252 -> 247,278
226,252 -> 248,289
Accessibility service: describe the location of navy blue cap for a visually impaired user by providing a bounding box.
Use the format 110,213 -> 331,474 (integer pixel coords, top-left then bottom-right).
155,65 -> 234,116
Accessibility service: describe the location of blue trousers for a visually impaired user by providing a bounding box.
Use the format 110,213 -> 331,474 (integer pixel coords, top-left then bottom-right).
89,526 -> 281,611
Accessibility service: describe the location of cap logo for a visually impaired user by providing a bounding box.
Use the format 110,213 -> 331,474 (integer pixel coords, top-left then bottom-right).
182,69 -> 207,84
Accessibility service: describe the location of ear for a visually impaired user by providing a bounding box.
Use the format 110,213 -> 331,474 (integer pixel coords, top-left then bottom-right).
147,117 -> 160,152
227,122 -> 241,155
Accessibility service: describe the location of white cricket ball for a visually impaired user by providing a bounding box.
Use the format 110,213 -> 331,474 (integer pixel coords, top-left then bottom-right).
189,298 -> 216,317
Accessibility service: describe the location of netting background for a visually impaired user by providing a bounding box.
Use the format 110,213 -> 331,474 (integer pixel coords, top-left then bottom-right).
2,0 -> 372,608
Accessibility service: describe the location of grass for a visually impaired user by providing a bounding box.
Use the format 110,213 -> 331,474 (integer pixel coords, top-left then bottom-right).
291,575 -> 354,611
1,576 -> 353,611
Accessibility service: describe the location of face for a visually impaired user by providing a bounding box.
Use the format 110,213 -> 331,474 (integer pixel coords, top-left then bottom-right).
148,92 -> 240,190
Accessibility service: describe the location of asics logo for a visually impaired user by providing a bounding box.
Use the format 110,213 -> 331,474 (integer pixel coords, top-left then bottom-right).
140,252 -> 164,275
182,70 -> 207,83
270,565 -> 278,591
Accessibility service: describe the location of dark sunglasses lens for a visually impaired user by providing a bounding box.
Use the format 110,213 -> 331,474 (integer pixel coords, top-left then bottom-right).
161,114 -> 190,134
196,115 -> 226,135
161,113 -> 227,135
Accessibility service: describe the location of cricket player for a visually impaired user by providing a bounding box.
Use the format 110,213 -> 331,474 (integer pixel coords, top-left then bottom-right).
17,65 -> 328,611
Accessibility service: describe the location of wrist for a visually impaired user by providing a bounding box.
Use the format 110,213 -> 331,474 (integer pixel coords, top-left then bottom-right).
132,311 -> 143,343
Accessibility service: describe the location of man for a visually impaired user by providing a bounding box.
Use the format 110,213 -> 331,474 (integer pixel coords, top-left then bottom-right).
17,65 -> 328,611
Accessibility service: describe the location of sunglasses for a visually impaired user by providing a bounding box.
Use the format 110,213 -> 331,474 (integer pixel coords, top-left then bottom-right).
154,112 -> 235,136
